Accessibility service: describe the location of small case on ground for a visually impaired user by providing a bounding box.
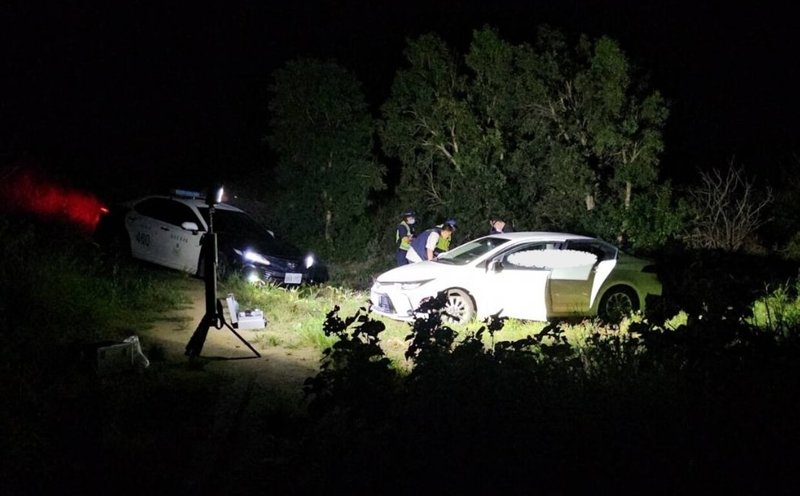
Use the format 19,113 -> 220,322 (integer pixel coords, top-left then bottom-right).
225,293 -> 267,330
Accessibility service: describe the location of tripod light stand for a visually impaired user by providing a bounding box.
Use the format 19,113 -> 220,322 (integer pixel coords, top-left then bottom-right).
184,185 -> 261,359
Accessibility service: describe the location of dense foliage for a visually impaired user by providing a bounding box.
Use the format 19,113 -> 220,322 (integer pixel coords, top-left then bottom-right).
293,288 -> 800,494
264,26 -> 689,259
267,59 -> 385,259
381,26 -> 679,247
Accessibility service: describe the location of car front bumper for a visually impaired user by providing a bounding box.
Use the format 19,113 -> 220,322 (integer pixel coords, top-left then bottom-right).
370,288 -> 419,321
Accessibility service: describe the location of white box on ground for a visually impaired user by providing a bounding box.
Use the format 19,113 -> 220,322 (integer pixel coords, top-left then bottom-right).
237,309 -> 266,330
97,342 -> 135,375
96,336 -> 150,376
226,293 -> 266,330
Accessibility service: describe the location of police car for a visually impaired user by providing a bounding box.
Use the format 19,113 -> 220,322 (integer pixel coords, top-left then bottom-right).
370,232 -> 662,323
95,190 -> 328,285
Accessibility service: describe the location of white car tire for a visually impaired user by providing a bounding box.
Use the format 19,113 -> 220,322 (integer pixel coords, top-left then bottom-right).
444,289 -> 475,324
599,286 -> 639,323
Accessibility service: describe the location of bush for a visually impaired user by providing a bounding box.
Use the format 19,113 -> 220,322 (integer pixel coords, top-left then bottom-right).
289,290 -> 800,493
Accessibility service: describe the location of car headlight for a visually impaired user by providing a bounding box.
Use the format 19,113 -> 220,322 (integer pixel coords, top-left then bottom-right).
400,280 -> 432,290
243,250 -> 271,266
305,254 -> 315,268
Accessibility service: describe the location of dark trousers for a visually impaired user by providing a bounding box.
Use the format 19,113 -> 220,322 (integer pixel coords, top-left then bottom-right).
396,249 -> 409,266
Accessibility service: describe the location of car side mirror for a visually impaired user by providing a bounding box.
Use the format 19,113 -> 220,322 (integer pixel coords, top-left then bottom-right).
181,221 -> 200,232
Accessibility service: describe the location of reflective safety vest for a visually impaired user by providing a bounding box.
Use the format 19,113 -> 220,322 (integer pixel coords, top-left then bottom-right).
395,221 -> 413,251
435,224 -> 451,253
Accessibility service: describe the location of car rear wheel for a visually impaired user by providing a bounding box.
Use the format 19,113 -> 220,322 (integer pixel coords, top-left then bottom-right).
599,286 -> 639,323
443,289 -> 475,324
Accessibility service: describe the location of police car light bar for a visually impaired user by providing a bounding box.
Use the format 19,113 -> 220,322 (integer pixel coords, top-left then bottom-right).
171,189 -> 204,199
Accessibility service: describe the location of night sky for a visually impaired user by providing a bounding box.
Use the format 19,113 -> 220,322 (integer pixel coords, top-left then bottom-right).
2,0 -> 799,198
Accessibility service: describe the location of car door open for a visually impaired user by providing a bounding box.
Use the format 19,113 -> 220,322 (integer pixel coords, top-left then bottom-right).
482,243 -> 553,321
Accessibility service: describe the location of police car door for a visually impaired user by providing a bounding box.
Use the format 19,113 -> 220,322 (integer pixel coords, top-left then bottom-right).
482,242 -> 551,321
156,200 -> 205,272
127,198 -> 172,266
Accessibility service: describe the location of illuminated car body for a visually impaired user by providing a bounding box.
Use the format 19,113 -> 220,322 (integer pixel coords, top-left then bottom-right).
370,232 -> 661,323
95,192 -> 328,285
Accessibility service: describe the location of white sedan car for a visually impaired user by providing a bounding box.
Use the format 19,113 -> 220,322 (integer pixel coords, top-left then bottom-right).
370,232 -> 662,323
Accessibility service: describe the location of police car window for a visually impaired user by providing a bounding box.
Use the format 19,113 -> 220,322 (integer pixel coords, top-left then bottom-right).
134,198 -> 168,220
163,202 -> 200,227
134,198 -> 199,227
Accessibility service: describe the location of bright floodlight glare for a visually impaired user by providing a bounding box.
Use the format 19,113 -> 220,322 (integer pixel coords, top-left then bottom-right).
206,185 -> 224,206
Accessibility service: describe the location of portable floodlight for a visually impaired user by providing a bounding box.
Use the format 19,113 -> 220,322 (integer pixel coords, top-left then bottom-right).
185,183 -> 261,359
207,184 -> 224,206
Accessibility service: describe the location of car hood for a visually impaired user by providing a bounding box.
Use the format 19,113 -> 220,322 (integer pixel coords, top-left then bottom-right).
221,233 -> 304,260
376,260 -> 459,283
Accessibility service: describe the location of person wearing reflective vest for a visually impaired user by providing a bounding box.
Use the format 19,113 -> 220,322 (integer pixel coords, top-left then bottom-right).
395,210 -> 416,266
407,220 -> 456,263
434,218 -> 458,256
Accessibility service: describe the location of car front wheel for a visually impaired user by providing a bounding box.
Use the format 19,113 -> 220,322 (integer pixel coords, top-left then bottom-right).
443,289 -> 475,324
599,286 -> 639,323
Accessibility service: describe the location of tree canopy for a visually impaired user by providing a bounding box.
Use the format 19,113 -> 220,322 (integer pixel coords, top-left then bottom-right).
267,59 -> 385,257
380,26 -> 678,247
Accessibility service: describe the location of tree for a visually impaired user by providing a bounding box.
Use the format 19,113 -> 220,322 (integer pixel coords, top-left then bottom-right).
379,34 -> 504,237
381,26 -> 680,247
685,163 -> 773,252
267,59 -> 385,257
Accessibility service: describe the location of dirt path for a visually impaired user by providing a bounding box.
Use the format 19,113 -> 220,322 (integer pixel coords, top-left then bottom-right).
139,279 -> 322,489
143,278 -> 321,389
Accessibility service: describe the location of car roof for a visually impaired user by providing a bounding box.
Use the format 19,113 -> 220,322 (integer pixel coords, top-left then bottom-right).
483,231 -> 598,243
127,194 -> 246,213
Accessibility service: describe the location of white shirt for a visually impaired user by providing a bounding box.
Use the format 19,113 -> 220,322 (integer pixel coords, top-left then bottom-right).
406,231 -> 441,263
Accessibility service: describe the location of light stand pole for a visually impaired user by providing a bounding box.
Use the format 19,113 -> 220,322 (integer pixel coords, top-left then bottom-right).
184,185 -> 261,359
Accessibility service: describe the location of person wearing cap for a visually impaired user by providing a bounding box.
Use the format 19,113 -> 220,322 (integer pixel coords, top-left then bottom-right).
407,219 -> 456,263
395,209 -> 416,266
488,215 -> 513,235
434,218 -> 458,255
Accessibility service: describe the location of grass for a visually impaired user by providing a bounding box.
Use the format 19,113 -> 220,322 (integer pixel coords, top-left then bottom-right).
4,215 -> 800,494
749,279 -> 800,333
218,266 -> 794,380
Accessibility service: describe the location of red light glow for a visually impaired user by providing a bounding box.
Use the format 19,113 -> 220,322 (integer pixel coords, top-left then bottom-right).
0,168 -> 108,232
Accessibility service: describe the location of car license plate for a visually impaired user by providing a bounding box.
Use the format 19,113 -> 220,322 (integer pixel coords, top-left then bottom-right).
284,272 -> 302,284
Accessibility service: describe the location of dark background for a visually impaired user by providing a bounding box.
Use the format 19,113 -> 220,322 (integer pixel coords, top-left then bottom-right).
2,0 -> 798,198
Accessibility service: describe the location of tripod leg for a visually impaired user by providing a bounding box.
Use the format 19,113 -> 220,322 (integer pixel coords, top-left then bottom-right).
224,322 -> 262,358
185,314 -> 212,357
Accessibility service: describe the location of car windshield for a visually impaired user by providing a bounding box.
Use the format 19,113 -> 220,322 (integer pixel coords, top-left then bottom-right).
198,208 -> 270,235
198,208 -> 301,255
435,236 -> 511,265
